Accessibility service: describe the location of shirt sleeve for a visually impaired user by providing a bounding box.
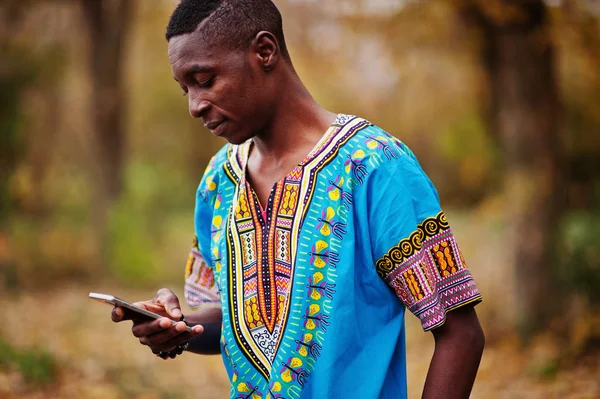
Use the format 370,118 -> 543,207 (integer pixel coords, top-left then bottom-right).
183,155 -> 225,310
184,236 -> 220,309
368,142 -> 482,331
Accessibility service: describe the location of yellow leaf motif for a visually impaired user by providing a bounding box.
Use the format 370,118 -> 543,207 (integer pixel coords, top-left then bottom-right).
326,207 -> 335,220
309,304 -> 320,316
328,177 -> 344,201
312,241 -> 329,268
315,240 -> 328,252
313,272 -> 323,284
238,382 -> 250,392
328,188 -> 340,201
299,345 -> 308,356
298,334 -> 313,357
282,369 -> 292,383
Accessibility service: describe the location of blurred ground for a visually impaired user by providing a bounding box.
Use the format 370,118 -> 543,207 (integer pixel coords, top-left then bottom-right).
1,213 -> 599,399
2,2 -> 600,397
1,286 -> 599,399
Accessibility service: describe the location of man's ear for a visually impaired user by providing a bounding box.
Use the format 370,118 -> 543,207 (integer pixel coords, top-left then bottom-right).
252,31 -> 279,72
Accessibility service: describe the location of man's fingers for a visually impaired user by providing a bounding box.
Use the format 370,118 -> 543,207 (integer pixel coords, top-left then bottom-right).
131,317 -> 172,338
154,288 -> 182,319
164,296 -> 182,319
140,321 -> 185,346
112,299 -> 167,323
131,300 -> 165,312
141,322 -> 204,351
112,306 -> 154,322
111,306 -> 125,322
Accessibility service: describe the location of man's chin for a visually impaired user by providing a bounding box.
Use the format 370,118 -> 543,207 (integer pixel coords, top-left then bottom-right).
223,132 -> 253,145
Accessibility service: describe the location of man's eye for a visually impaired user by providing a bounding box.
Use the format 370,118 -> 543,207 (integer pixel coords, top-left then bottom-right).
198,76 -> 214,88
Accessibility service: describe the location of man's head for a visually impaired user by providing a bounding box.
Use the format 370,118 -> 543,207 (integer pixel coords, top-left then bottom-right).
166,0 -> 292,144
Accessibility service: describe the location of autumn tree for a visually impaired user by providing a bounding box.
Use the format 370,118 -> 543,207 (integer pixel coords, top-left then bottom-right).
460,0 -> 565,338
80,0 -> 134,265
81,0 -> 133,203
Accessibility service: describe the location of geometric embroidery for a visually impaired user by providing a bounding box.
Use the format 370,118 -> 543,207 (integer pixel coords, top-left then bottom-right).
431,240 -> 458,277
377,214 -> 482,331
222,114 -> 368,391
403,268 -> 424,302
184,242 -> 220,309
228,176 -> 300,376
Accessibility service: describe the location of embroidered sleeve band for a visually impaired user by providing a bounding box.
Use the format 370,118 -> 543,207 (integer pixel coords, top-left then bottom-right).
184,245 -> 220,309
376,212 -> 482,331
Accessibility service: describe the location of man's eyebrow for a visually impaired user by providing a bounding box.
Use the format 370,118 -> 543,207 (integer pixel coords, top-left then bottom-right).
174,64 -> 214,83
186,64 -> 214,78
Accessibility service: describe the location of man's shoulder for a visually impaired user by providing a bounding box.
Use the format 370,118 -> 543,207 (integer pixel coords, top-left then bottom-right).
205,143 -> 233,175
337,116 -> 419,172
195,143 -> 235,206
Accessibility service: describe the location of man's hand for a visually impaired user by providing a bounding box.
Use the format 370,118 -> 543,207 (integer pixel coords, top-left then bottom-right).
111,288 -> 204,353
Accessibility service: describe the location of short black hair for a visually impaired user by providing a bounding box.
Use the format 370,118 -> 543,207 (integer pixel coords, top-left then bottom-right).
166,0 -> 290,61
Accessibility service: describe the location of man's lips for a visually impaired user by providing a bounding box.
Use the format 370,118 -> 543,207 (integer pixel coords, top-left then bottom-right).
204,120 -> 224,130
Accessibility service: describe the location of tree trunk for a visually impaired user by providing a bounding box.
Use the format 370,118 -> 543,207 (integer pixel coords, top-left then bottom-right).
81,0 -> 133,267
463,0 -> 565,339
81,0 -> 132,203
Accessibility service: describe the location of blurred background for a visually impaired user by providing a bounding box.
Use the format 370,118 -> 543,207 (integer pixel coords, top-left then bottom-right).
1,0 -> 599,398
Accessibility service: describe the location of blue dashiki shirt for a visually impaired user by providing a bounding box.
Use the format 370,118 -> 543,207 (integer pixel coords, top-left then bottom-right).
184,114 -> 482,399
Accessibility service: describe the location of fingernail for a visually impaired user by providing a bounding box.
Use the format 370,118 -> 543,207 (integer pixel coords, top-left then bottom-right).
175,322 -> 186,332
172,309 -> 182,317
193,325 -> 204,334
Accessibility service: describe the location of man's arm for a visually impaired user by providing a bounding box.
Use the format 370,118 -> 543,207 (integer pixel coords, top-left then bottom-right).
184,306 -> 222,355
422,305 -> 485,399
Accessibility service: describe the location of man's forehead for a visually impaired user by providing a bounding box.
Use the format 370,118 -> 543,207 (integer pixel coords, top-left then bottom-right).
168,32 -> 216,64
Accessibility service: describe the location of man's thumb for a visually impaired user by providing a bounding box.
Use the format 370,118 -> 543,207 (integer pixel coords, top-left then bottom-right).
165,296 -> 182,319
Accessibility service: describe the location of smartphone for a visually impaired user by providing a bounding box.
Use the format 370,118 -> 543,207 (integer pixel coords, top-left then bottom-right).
89,292 -> 192,333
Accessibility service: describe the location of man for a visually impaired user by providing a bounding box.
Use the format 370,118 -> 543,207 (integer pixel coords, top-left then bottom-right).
111,1 -> 485,398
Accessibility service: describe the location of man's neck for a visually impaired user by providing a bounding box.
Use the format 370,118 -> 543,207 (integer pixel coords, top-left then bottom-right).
243,69 -> 338,207
250,73 -> 336,165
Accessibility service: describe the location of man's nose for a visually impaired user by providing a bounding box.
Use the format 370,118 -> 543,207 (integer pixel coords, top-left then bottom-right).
189,96 -> 211,119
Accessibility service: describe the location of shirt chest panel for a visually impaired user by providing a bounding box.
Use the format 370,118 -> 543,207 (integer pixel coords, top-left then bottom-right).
210,116 -> 373,397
